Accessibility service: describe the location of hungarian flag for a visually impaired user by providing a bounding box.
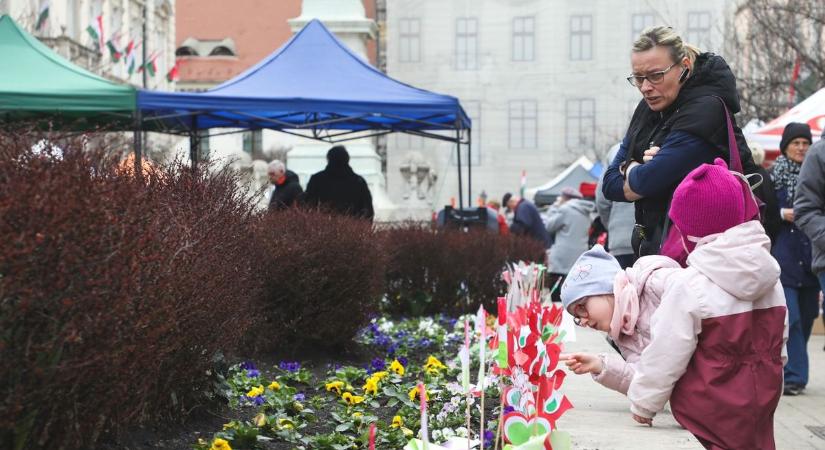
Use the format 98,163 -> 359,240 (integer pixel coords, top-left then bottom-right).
85,14 -> 104,51
105,32 -> 122,62
138,51 -> 159,77
166,61 -> 179,82
519,170 -> 527,197
36,1 -> 49,31
124,39 -> 139,75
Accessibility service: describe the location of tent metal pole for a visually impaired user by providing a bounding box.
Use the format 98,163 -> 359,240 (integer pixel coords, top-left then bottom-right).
133,110 -> 143,179
189,115 -> 199,170
456,127 -> 463,210
467,130 -> 472,207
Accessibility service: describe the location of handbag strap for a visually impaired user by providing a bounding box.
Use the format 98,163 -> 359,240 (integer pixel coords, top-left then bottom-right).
716,96 -> 743,173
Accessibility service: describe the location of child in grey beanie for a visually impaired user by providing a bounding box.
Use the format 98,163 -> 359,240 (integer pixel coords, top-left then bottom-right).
560,245 -> 681,398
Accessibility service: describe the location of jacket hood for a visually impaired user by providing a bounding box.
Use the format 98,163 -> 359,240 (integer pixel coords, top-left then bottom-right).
566,198 -> 595,215
624,255 -> 682,300
672,53 -> 741,114
687,221 -> 780,301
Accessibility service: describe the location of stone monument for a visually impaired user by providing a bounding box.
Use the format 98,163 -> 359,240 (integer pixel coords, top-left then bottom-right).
287,0 -> 396,220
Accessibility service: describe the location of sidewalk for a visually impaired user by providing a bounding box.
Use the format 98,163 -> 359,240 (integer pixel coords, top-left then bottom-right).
555,327 -> 825,449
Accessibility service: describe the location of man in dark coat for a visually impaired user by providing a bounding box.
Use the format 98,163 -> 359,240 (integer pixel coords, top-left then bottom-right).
267,160 -> 303,211
503,193 -> 552,249
304,146 -> 374,221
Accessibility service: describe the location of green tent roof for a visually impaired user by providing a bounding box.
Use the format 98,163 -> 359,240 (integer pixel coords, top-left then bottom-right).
0,15 -> 135,125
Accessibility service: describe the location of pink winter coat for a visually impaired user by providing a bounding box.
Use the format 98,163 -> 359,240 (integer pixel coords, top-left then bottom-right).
591,256 -> 681,394
627,221 -> 788,450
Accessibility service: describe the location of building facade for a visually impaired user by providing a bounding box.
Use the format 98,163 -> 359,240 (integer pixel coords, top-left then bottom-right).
1,0 -> 176,92
385,0 -> 737,211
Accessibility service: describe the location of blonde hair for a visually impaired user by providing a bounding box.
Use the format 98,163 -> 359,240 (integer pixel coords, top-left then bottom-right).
748,141 -> 765,166
632,26 -> 701,67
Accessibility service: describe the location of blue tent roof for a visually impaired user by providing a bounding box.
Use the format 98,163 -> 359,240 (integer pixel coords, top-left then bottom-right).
138,19 -> 470,136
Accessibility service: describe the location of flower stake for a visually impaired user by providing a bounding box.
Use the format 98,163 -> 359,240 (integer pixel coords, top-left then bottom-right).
460,318 -> 472,450
369,422 -> 376,450
419,382 -> 429,450
476,305 -> 487,450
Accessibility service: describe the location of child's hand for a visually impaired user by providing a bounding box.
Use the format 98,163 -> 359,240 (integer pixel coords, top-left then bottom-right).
559,352 -> 603,375
632,413 -> 653,427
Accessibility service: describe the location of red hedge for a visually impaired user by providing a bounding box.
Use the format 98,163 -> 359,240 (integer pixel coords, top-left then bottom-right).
0,133 -> 262,449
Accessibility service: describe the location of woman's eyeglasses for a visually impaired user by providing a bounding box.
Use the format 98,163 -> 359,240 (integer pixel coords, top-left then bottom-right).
627,62 -> 678,87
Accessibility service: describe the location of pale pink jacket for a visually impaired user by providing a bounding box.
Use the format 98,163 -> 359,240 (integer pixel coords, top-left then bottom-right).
627,221 -> 787,450
590,255 -> 681,394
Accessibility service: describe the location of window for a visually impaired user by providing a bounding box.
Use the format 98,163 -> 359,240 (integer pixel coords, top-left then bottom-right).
452,101 -> 481,165
686,11 -> 712,50
242,130 -> 263,157
175,46 -> 198,56
569,15 -> 592,61
566,99 -> 595,150
512,16 -> 534,61
209,46 -> 235,56
631,13 -> 655,42
509,100 -> 537,150
455,17 -> 478,70
399,18 -> 420,62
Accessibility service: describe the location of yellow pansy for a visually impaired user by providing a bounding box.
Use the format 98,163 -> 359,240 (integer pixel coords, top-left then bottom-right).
253,413 -> 267,427
210,438 -> 232,450
278,418 -> 295,430
353,412 -> 363,420
391,415 -> 403,428
408,386 -> 429,402
390,360 -> 405,376
222,421 -> 237,430
342,392 -> 365,405
325,380 -> 345,395
371,371 -> 389,381
402,427 -> 414,437
424,356 -> 446,370
246,385 -> 264,397
268,381 -> 281,391
363,377 -> 379,395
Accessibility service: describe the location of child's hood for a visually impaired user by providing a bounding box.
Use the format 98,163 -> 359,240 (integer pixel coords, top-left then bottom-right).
686,221 -> 780,301
623,255 -> 682,303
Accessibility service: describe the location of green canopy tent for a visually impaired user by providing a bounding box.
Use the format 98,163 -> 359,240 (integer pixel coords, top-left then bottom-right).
0,14 -> 136,128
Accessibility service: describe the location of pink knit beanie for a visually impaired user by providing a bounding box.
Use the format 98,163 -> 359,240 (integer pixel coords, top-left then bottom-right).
669,158 -> 746,241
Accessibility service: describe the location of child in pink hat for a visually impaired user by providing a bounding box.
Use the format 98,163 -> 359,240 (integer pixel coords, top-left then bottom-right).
564,158 -> 787,449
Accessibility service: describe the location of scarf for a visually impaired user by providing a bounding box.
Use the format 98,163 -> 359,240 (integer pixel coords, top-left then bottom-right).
608,271 -> 640,341
771,155 -> 801,203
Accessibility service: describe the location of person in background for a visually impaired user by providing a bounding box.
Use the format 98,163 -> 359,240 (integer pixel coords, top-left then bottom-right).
794,128 -> 825,350
545,187 -> 594,301
487,200 -> 509,236
771,122 -> 820,396
597,145 -> 637,268
304,146 -> 374,221
267,160 -> 303,211
503,192 -> 552,250
747,141 -> 781,244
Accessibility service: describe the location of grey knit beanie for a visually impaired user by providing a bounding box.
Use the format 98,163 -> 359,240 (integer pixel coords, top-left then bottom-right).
560,245 -> 621,311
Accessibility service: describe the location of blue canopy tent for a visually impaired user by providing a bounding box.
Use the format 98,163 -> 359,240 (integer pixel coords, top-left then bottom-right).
138,19 -> 475,207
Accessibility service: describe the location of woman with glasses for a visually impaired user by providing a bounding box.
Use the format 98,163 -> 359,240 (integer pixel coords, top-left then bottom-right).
602,26 -> 760,260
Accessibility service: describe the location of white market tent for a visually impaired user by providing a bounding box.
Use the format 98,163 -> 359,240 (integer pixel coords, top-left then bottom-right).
746,87 -> 825,158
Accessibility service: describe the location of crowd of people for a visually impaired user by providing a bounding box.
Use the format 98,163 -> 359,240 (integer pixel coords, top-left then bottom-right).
493,26 -> 822,450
